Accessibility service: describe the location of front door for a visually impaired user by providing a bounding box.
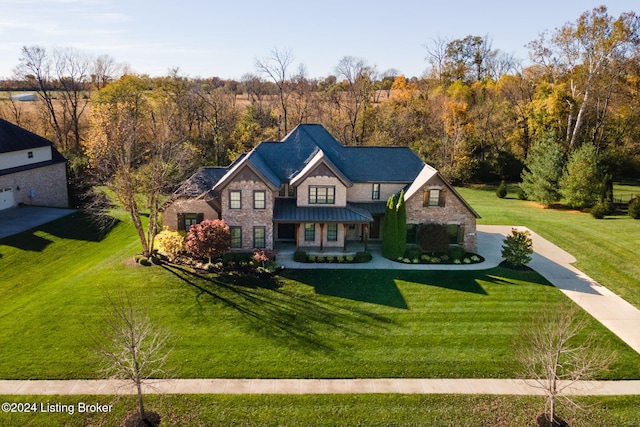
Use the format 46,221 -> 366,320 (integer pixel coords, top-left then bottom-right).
0,187 -> 14,210
277,223 -> 296,240
369,214 -> 382,239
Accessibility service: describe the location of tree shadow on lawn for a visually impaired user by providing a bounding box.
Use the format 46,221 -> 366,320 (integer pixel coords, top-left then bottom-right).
283,270 -> 494,309
0,212 -> 120,252
162,264 -> 396,352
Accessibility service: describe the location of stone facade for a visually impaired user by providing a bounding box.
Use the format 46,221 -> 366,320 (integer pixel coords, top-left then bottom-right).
296,165 -> 348,207
347,182 -> 406,203
162,198 -> 220,231
404,175 -> 477,252
0,162 -> 68,208
220,167 -> 275,250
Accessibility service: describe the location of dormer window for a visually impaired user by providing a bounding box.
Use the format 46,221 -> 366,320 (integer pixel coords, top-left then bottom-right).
309,186 -> 335,204
28,151 -> 33,158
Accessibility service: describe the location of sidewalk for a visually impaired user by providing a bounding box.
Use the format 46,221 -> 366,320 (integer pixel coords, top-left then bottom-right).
1,378 -> 640,396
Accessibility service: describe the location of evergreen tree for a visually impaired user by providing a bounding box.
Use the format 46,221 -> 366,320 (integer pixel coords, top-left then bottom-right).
396,190 -> 407,258
520,133 -> 565,207
560,142 -> 601,209
382,194 -> 397,259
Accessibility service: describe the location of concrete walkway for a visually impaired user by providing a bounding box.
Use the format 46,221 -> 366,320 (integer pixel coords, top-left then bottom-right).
1,378 -> 639,396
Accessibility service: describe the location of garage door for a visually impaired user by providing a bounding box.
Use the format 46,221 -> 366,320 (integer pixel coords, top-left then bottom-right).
0,187 -> 14,210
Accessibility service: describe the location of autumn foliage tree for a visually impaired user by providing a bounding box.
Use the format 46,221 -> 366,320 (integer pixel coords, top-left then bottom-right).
186,219 -> 231,263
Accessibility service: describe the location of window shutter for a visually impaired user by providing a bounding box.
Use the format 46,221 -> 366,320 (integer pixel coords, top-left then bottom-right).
177,213 -> 185,231
439,190 -> 446,207
196,213 -> 204,223
458,225 -> 465,245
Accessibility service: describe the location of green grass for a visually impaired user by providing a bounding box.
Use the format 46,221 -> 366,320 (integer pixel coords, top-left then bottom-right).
1,394 -> 639,427
1,212 -> 639,380
458,183 -> 640,309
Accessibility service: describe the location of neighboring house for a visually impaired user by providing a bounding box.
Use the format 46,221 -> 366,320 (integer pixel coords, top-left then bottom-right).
163,124 -> 479,252
0,119 -> 68,210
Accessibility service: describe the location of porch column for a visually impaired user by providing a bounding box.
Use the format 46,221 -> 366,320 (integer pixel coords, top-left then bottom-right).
364,224 -> 369,252
319,223 -> 324,252
295,223 -> 300,250
343,224 -> 348,252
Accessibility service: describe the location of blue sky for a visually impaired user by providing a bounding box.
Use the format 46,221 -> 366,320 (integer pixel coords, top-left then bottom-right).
0,0 -> 634,80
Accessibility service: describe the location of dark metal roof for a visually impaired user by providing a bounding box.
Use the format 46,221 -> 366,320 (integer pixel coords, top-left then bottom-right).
0,118 -> 54,153
273,198 -> 373,223
348,201 -> 387,215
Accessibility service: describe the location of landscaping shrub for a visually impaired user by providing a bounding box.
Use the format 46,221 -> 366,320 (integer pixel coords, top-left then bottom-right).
186,219 -> 230,263
154,226 -> 185,261
629,197 -> 640,219
496,180 -> 507,198
501,228 -> 533,267
447,246 -> 466,261
222,252 -> 254,264
293,251 -> 307,262
355,251 -> 371,263
405,247 -> 422,260
416,223 -> 449,254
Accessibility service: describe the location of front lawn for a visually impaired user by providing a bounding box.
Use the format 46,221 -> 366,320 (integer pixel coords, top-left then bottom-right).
1,212 -> 639,380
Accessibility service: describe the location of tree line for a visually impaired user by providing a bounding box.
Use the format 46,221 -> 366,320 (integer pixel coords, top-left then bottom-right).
0,6 -> 638,248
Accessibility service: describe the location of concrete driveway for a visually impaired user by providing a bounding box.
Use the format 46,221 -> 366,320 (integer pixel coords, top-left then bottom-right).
0,206 -> 76,240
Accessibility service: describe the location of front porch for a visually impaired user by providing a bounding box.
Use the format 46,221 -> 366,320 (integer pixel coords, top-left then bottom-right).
275,240 -> 379,256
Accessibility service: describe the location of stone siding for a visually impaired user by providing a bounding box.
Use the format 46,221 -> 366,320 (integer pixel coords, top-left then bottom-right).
162,198 -> 220,231
0,162 -> 68,208
296,175 -> 347,207
404,175 -> 477,252
347,183 -> 407,203
220,167 -> 275,250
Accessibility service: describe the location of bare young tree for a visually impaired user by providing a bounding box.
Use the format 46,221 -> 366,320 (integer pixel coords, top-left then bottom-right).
335,56 -> 377,144
255,47 -> 295,136
515,303 -> 612,426
94,291 -> 171,426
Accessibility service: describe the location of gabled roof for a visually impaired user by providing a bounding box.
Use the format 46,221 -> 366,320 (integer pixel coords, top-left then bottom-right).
289,149 -> 353,187
404,164 -> 481,219
212,149 -> 281,192
0,118 -> 53,153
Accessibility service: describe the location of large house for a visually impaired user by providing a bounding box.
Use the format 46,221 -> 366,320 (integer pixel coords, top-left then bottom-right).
163,124 -> 479,253
0,119 -> 68,210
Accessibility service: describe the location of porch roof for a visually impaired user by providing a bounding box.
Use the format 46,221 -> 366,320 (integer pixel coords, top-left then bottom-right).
273,198 -> 373,223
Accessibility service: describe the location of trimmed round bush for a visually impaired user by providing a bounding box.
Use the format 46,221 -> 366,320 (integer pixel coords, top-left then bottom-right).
590,202 -> 607,219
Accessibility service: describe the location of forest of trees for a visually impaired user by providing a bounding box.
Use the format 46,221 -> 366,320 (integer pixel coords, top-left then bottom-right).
1,6 -> 639,196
